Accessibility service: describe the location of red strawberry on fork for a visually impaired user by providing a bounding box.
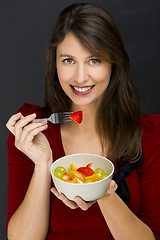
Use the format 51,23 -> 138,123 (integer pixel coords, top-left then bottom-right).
69,111 -> 82,124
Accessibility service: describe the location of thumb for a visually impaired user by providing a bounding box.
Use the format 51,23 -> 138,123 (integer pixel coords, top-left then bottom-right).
107,180 -> 117,194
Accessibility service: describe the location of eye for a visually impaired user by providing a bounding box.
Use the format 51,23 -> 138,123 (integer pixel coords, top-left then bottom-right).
89,59 -> 100,65
62,58 -> 75,65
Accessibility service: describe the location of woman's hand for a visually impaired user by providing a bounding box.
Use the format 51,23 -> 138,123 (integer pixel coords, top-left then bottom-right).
6,112 -> 53,167
51,187 -> 96,210
50,180 -> 117,210
105,180 -> 118,195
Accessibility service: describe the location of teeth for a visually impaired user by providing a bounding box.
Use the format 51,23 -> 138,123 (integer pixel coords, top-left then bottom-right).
73,86 -> 93,92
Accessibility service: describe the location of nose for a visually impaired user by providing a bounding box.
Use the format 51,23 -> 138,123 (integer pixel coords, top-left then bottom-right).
75,64 -> 89,84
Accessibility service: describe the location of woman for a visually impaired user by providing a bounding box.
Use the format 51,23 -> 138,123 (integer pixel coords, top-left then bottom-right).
6,3 -> 160,239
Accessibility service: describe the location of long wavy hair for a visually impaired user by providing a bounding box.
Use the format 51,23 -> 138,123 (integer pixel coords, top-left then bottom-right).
45,3 -> 142,165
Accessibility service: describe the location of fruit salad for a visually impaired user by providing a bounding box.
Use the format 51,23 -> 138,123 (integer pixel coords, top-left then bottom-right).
53,163 -> 108,184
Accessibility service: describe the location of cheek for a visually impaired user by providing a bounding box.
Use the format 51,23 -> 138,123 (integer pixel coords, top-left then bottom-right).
56,66 -> 65,87
93,68 -> 111,84
92,62 -> 111,82
57,64 -> 72,84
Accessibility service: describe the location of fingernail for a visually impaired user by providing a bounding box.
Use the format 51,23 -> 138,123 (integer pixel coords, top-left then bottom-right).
110,181 -> 115,188
30,113 -> 36,117
42,124 -> 48,128
75,198 -> 80,204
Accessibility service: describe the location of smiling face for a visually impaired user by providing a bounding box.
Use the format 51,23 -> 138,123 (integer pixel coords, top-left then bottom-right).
56,32 -> 112,110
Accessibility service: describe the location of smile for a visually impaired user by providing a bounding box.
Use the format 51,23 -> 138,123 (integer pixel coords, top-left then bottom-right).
71,85 -> 95,93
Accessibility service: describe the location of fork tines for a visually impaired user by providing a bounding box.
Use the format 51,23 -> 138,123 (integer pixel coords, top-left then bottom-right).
51,112 -> 73,124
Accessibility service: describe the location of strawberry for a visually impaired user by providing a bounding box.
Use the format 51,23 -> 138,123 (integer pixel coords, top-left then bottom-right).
77,167 -> 94,176
63,173 -> 72,181
69,111 -> 82,124
86,163 -> 94,171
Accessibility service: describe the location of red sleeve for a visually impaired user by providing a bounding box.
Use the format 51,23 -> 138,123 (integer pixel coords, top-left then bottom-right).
139,114 -> 160,239
6,103 -> 46,227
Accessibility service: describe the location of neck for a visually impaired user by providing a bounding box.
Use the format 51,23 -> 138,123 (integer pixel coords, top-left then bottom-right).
61,103 -> 107,157
70,104 -> 98,134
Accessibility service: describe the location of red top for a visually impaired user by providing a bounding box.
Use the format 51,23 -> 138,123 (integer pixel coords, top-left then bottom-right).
7,103 -> 160,239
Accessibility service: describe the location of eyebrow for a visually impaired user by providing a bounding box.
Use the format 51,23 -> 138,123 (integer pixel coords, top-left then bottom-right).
60,54 -> 74,58
59,54 -> 95,59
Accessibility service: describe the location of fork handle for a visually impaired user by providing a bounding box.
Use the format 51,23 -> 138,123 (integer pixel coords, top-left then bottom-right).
32,118 -> 48,123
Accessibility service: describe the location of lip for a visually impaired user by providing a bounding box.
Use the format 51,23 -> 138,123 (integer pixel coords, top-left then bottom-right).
71,85 -> 95,95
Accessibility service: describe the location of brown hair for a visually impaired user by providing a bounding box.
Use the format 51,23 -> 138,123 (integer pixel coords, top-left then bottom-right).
45,3 -> 142,165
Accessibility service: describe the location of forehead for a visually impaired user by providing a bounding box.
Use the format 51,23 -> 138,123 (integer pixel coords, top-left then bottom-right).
56,32 -> 91,56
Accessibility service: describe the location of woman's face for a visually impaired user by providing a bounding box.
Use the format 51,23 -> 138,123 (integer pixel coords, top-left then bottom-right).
56,32 -> 112,109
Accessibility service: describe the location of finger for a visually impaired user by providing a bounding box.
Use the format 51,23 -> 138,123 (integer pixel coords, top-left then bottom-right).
20,121 -> 47,142
51,188 -> 78,209
50,187 -> 62,200
59,194 -> 78,209
14,113 -> 36,141
6,112 -> 22,134
19,124 -> 48,148
74,197 -> 96,211
106,180 -> 117,194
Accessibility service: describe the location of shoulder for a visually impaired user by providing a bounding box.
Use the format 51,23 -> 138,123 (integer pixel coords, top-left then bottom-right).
141,113 -> 160,129
139,114 -> 160,173
15,102 -> 47,118
141,114 -> 160,149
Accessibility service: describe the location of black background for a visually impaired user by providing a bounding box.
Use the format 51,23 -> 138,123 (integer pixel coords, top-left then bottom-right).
0,0 -> 159,239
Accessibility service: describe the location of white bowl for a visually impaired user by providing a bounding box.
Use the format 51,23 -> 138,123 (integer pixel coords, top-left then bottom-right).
50,153 -> 114,201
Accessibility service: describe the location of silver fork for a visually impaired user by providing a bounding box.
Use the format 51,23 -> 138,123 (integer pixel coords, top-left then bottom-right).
32,112 -> 73,124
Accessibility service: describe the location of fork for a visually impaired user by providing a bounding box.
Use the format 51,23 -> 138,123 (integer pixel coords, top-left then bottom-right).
32,112 -> 73,124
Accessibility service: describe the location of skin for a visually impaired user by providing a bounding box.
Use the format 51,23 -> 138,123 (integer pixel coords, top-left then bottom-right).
6,32 -> 155,239
6,113 -> 52,240
56,32 -> 112,110
56,32 -> 111,156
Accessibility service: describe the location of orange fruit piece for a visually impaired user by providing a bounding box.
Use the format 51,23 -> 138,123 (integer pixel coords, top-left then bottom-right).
85,173 -> 101,182
72,171 -> 85,182
73,176 -> 84,184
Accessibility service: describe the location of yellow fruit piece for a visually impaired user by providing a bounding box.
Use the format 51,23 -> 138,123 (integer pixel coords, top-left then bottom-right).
72,171 -> 85,182
85,173 -> 101,182
73,176 -> 84,184
69,163 -> 77,171
66,180 -> 75,183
